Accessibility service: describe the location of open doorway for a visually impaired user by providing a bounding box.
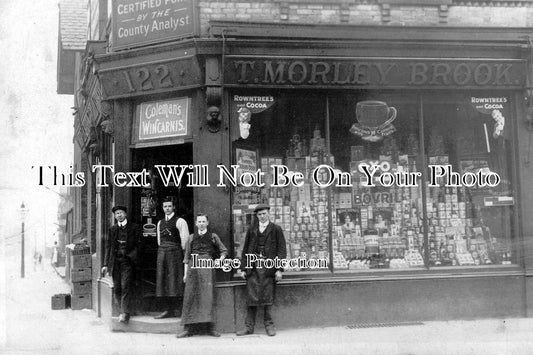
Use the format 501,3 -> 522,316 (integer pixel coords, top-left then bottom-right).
131,143 -> 194,312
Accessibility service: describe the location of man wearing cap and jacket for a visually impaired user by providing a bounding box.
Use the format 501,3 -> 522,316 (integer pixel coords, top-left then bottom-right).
236,204 -> 287,337
101,205 -> 142,324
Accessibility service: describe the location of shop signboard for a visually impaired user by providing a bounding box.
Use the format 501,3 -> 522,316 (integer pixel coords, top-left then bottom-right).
137,97 -> 189,141
225,57 -> 526,89
98,55 -> 201,99
112,0 -> 197,51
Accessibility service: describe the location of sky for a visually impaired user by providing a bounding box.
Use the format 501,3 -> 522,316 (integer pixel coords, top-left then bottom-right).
0,0 -> 74,253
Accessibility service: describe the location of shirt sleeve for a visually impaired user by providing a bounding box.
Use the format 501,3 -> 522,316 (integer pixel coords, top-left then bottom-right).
212,233 -> 228,258
156,221 -> 161,246
183,234 -> 193,264
176,218 -> 190,250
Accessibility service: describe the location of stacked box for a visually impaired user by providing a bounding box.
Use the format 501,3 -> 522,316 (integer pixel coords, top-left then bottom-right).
70,268 -> 92,282
71,281 -> 92,295
51,293 -> 71,310
71,294 -> 92,310
70,254 -> 91,268
70,246 -> 92,310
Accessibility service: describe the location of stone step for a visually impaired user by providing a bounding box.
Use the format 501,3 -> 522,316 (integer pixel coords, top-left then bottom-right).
111,315 -> 184,334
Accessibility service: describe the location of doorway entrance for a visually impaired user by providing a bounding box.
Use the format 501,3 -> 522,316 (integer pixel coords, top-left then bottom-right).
132,143 -> 194,313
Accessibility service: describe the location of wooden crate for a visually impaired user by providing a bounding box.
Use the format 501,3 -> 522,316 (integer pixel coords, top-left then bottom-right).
70,268 -> 92,282
51,294 -> 71,310
71,281 -> 92,295
70,254 -> 91,268
71,294 -> 92,310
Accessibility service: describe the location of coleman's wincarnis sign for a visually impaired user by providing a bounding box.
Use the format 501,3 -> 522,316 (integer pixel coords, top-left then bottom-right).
112,0 -> 196,51
136,97 -> 190,141
224,57 -> 525,89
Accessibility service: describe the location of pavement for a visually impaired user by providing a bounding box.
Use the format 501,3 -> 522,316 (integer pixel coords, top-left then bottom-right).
2,263 -> 533,355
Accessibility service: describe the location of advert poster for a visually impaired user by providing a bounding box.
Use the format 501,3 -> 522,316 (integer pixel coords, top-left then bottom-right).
112,0 -> 196,50
234,148 -> 261,204
137,97 -> 189,141
336,208 -> 360,237
232,94 -> 275,139
470,96 -> 509,142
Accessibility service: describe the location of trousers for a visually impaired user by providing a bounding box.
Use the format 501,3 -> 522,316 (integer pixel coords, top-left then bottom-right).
244,305 -> 274,331
112,258 -> 133,314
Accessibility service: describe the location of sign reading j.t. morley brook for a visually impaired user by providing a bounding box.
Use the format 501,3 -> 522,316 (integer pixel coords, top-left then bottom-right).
112,0 -> 196,50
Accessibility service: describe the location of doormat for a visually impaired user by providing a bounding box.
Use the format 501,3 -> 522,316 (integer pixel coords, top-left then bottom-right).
347,321 -> 424,329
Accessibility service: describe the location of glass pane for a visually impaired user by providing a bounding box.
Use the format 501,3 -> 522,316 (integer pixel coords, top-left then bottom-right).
231,91 -> 330,272
422,92 -> 516,267
329,92 -> 425,271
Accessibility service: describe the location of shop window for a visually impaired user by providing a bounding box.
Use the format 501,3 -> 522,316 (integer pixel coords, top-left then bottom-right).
329,93 -> 425,271
421,93 -> 515,267
231,92 -> 329,271
230,90 -> 517,275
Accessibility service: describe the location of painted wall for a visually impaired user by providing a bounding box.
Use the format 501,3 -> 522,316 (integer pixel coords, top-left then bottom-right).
214,275 -> 524,332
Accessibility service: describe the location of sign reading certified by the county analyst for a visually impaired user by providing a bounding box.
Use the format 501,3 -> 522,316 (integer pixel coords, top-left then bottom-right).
138,98 -> 189,141
112,0 -> 196,51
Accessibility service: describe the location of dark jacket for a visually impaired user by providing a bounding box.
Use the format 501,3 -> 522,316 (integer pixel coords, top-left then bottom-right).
240,222 -> 287,277
103,222 -> 142,275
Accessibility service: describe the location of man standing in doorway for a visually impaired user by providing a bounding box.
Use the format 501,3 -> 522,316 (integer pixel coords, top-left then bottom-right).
154,198 -> 189,319
176,214 -> 227,338
102,205 -> 142,324
236,204 -> 287,337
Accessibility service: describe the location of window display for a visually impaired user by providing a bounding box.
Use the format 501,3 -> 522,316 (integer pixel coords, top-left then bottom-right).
231,90 -> 517,273
329,94 -> 425,270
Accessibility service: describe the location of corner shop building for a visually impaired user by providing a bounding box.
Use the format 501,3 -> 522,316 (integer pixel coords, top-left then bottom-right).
64,3 -> 533,331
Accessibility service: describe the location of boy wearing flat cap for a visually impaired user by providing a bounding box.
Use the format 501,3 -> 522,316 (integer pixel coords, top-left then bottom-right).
102,205 -> 142,324
236,204 -> 287,337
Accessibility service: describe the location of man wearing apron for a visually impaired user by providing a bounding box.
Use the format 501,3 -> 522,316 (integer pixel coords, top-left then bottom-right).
176,214 -> 228,338
236,204 -> 287,337
154,198 -> 189,319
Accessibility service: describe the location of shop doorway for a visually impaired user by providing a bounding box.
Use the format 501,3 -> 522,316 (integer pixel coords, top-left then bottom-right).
131,143 -> 194,313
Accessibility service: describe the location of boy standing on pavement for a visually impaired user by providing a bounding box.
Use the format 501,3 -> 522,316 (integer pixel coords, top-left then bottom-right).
177,214 -> 227,338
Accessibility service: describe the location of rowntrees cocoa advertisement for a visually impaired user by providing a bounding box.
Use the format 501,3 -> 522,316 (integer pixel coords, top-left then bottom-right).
232,95 -> 275,140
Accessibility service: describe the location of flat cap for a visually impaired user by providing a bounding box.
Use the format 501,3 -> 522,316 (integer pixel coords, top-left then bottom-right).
254,204 -> 270,213
112,205 -> 127,213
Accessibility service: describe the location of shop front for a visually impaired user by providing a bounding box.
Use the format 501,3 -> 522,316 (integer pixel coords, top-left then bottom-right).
214,22 -> 531,331
94,40 -> 234,321
95,21 -> 533,331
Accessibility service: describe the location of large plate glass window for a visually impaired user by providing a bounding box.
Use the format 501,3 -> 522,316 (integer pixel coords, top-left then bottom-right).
421,92 -> 516,268
329,92 -> 424,271
230,90 -> 517,275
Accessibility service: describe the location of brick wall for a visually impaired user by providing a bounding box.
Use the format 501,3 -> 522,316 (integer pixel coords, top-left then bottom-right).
347,5 -> 382,25
198,0 -> 533,35
448,6 -> 531,26
199,1 -> 279,33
